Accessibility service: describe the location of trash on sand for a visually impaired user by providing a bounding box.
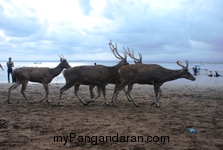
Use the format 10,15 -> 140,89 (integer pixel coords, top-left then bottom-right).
186,128 -> 197,133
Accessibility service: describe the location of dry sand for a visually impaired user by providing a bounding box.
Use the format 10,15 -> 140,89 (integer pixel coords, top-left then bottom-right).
0,82 -> 223,150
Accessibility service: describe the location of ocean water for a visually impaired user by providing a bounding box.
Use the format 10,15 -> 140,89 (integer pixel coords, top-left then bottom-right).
0,60 -> 223,85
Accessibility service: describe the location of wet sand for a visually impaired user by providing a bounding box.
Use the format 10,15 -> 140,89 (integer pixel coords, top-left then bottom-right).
0,82 -> 223,149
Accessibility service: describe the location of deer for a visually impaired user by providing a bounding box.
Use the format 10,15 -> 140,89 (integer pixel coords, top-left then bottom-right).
7,56 -> 71,104
111,60 -> 196,107
59,40 -> 129,106
88,46 -> 142,100
122,47 -> 143,101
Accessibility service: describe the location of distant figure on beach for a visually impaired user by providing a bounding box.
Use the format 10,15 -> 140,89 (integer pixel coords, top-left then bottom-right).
208,71 -> 213,77
0,63 -> 3,71
192,67 -> 198,75
214,71 -> 221,77
7,57 -> 15,83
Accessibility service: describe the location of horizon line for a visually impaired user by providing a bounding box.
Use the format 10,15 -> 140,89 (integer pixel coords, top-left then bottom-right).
0,59 -> 222,63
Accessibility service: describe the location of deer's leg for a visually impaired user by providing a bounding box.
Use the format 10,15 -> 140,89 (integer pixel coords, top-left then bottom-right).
88,85 -> 101,103
122,86 -> 130,101
126,83 -> 133,102
158,87 -> 162,98
111,80 -> 129,106
8,81 -> 21,104
152,85 -> 161,107
127,83 -> 139,107
74,84 -> 87,105
114,81 -> 121,91
101,85 -> 109,106
115,82 -> 130,102
20,81 -> 31,103
59,82 -> 74,106
89,85 -> 96,99
41,83 -> 49,103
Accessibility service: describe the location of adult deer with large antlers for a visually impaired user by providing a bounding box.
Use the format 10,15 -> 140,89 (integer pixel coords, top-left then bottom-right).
59,40 -> 129,106
88,46 -> 141,100
111,60 -> 196,107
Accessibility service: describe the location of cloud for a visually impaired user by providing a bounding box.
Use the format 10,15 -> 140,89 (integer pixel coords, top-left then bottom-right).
186,0 -> 223,50
78,0 -> 92,15
0,0 -> 222,62
0,2 -> 41,37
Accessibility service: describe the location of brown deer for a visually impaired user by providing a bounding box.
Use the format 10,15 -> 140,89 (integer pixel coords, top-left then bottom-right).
8,56 -> 71,104
111,60 -> 196,107
88,46 -> 141,100
59,40 -> 129,106
122,47 -> 143,101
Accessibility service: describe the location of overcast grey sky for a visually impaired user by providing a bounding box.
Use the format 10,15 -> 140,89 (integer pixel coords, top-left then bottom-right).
0,0 -> 222,62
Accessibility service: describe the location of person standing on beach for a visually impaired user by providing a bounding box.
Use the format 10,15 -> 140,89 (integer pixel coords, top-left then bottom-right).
7,57 -> 14,83
0,63 -> 3,71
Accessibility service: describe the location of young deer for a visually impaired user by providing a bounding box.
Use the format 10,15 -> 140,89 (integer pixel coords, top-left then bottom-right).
111,60 -> 196,107
8,56 -> 71,104
59,40 -> 129,106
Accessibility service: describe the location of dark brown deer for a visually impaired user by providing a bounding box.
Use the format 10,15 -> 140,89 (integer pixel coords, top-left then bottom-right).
88,46 -> 141,100
59,40 -> 129,106
122,47 -> 143,101
8,56 -> 71,104
111,60 -> 196,107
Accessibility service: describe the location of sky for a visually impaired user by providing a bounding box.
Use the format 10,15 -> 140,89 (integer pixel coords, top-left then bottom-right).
0,0 -> 223,62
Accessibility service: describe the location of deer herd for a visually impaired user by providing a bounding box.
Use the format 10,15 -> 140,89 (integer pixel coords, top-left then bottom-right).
7,40 -> 196,108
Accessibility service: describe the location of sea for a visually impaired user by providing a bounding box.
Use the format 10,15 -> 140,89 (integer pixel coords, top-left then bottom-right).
0,60 -> 223,86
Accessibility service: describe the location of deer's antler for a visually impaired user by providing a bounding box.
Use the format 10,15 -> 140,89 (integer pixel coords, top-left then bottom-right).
176,60 -> 188,69
109,40 -> 125,60
124,47 -> 142,63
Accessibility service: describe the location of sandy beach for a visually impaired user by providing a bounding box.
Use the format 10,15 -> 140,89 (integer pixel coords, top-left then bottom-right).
0,81 -> 222,149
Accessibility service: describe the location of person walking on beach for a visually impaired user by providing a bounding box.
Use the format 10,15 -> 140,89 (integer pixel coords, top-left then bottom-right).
7,57 -> 14,83
0,63 -> 3,71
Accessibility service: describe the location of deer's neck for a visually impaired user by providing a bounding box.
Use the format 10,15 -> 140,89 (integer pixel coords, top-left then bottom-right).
50,64 -> 64,77
107,61 -> 124,78
162,69 -> 183,82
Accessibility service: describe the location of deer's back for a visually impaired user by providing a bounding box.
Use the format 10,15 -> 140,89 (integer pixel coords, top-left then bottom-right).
13,67 -> 52,83
119,64 -> 169,84
63,65 -> 112,84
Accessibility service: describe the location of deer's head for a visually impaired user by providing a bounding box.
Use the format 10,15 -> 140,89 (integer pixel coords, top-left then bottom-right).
58,55 -> 71,69
176,60 -> 196,81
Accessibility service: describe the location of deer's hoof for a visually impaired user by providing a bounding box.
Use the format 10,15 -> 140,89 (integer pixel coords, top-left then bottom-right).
82,102 -> 88,106
112,103 -> 117,107
7,101 -> 12,104
156,105 -> 160,108
150,102 -> 156,106
58,102 -> 63,106
28,101 -> 32,104
134,103 -> 140,107
105,102 -> 110,106
87,100 -> 93,104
